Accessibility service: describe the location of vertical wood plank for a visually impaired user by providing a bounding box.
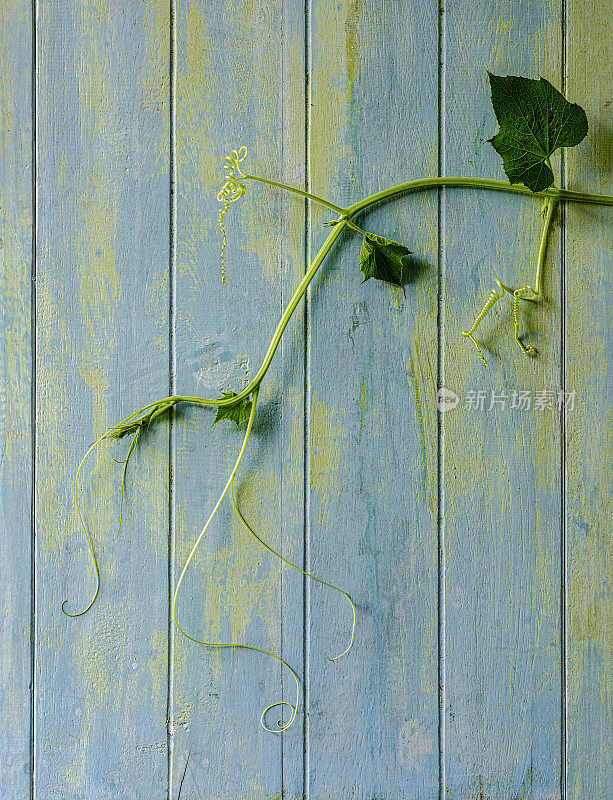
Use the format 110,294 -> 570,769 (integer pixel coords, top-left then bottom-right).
307,2 -> 440,797
278,1 -> 308,796
566,3 -> 612,797
442,1 -> 563,797
0,1 -> 33,796
35,2 -> 171,797
173,1 -> 304,797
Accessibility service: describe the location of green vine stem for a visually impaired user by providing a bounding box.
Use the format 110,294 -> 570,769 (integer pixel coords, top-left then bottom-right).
63,72 -> 613,743
64,159 -> 613,732
242,171 -> 613,217
462,194 -> 559,364
117,178 -> 612,418
230,477 -> 356,662
170,389 -> 299,733
241,172 -> 346,215
345,177 -> 613,215
533,195 -> 558,297
64,172 -> 613,616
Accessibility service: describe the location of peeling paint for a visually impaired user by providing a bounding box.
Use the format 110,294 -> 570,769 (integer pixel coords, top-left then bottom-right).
310,392 -> 346,525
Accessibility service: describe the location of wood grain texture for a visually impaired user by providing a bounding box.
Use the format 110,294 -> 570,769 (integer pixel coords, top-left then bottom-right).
278,4 -> 308,798
306,2 -> 440,797
566,2 -> 613,797
0,1 -> 610,798
35,2 -> 170,797
442,1 -> 563,797
0,1 -> 33,796
172,2 -> 304,797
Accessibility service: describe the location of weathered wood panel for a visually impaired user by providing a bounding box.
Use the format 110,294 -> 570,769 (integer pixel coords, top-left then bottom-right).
0,1 -> 610,798
172,2 -> 304,798
442,1 -> 563,797
306,2 -> 440,797
277,4 -> 308,798
35,2 -> 170,797
566,2 -> 613,798
0,2 -> 33,796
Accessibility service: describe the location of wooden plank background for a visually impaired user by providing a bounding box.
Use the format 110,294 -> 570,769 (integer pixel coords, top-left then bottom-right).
0,1 -> 610,798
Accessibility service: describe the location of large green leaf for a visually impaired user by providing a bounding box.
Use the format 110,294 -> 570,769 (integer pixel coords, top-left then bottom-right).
487,73 -> 588,192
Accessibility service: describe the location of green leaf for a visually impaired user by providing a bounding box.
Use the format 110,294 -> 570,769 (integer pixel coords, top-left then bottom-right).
212,391 -> 252,428
487,72 -> 588,193
359,232 -> 413,289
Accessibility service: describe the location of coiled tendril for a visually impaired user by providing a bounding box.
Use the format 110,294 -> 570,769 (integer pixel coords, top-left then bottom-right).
61,397 -> 182,617
217,146 -> 248,283
461,196 -> 558,365
171,389 -> 300,733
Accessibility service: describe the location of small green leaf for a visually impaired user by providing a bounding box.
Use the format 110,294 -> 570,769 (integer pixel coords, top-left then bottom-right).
212,391 -> 252,428
487,73 -> 588,193
359,232 -> 413,289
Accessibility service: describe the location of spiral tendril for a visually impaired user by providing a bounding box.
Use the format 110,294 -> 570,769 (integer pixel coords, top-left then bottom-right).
217,147 -> 248,284
66,384 -> 353,732
462,278 -> 540,365
512,286 -> 538,356
171,389 -> 301,733
230,477 -> 355,661
462,197 -> 557,365
61,436 -> 106,616
62,399 -> 180,617
218,198 -> 230,284
461,278 -> 511,366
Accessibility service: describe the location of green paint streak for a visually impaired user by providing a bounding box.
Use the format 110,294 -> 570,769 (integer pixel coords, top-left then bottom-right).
0,3 -> 31,483
174,464 -> 282,689
408,342 -> 437,516
311,0 -> 352,219
37,290 -> 74,565
408,349 -> 428,497
141,0 -> 171,174
176,1 -> 216,305
345,0 -> 359,96
310,392 -> 347,524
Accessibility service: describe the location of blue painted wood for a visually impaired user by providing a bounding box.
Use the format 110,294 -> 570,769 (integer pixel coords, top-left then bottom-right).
0,2 -> 610,798
0,2 -> 33,796
172,2 -> 302,797
35,2 -> 170,798
306,2 -> 440,797
566,7 -> 613,798
442,2 -> 563,797
277,5 -> 308,798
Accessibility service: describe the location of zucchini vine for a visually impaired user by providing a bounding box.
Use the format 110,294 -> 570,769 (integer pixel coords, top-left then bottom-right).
62,74 -> 613,732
